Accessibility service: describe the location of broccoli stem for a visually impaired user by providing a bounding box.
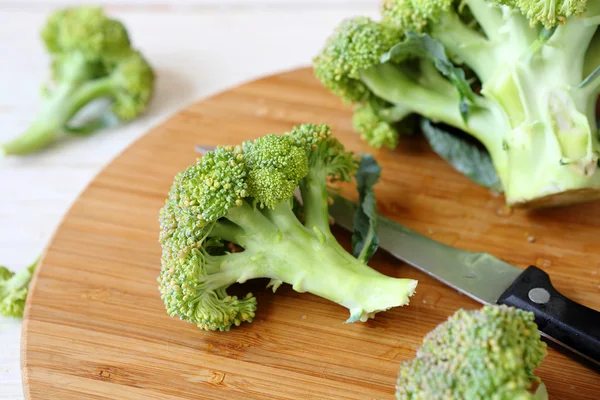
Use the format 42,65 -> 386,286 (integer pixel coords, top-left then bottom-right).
1,75 -> 118,156
66,77 -> 120,117
547,22 -> 598,83
473,2 -> 537,59
433,12 -> 494,82
261,199 -> 311,237
212,202 -> 417,322
208,197 -> 416,321
439,2 -> 536,84
1,265 -> 34,294
463,0 -> 506,41
361,63 -> 503,151
299,169 -> 332,235
502,10 -> 540,57
296,164 -> 390,276
362,64 -> 462,127
211,220 -> 246,244
481,46 -> 600,206
498,122 -> 600,207
1,82 -> 77,155
226,201 -> 278,235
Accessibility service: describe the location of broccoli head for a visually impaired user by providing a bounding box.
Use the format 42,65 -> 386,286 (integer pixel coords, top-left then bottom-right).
0,259 -> 38,318
382,0 -> 455,32
41,6 -> 131,62
313,16 -> 403,104
1,6 -> 155,156
396,305 -> 548,399
158,124 -> 418,332
313,0 -> 600,208
491,0 -> 588,28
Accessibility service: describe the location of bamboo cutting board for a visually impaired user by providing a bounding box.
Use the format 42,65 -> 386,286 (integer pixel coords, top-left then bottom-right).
21,68 -> 600,400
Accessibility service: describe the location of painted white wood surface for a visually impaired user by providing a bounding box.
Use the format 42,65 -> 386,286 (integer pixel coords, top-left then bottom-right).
1,0 -> 375,8
0,3 -> 379,399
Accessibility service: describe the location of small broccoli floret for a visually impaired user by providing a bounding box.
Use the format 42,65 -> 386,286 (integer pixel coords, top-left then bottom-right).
396,305 -> 548,400
492,0 -> 588,28
158,124 -> 418,332
243,134 -> 309,209
0,259 -> 38,318
1,6 -> 155,156
353,103 -> 400,149
288,123 -> 357,182
313,17 -> 403,104
353,99 -> 417,149
288,123 -> 359,233
41,7 -> 131,62
108,50 -> 156,120
382,0 -> 454,32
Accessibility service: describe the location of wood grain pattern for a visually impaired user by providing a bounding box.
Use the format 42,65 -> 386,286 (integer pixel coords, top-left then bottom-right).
21,68 -> 600,399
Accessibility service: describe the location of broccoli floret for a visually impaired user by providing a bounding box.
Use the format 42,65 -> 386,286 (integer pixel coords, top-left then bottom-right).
396,305 -> 548,399
313,17 -> 404,104
382,0 -> 455,32
1,7 -> 155,156
0,259 -> 38,318
353,103 -> 401,149
492,0 -> 588,28
353,98 -> 417,149
313,0 -> 600,208
158,123 -> 418,332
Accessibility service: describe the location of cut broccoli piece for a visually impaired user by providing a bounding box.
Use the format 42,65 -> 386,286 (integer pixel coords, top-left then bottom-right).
1,7 -> 155,156
0,259 -> 38,318
158,123 -> 418,332
396,304 -> 548,399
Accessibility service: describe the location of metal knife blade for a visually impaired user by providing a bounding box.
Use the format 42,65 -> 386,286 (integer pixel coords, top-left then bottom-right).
327,193 -> 521,305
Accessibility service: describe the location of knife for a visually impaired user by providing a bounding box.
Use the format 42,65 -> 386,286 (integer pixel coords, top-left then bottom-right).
194,145 -> 600,369
328,192 -> 600,370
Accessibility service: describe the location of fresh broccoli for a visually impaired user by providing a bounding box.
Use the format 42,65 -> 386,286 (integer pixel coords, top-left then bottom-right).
396,304 -> 549,400
0,259 -> 38,318
313,1 -> 600,208
1,7 -> 155,156
158,124 -> 418,332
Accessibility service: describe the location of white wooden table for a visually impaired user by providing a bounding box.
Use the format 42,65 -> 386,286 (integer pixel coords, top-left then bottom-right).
0,1 -> 379,398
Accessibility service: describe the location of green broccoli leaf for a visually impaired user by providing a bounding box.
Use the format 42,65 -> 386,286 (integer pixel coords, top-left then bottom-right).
351,154 -> 381,263
381,32 -> 476,121
421,119 -> 503,192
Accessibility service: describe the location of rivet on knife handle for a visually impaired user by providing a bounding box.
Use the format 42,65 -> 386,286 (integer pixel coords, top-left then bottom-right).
497,266 -> 600,370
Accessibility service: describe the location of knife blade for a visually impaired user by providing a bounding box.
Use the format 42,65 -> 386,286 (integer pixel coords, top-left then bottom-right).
327,192 -> 521,306
328,193 -> 600,370
194,144 -> 600,370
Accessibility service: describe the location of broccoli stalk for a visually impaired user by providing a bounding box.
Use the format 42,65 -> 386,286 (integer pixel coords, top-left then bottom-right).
0,259 -> 38,318
158,124 -> 417,332
313,1 -> 600,208
1,7 -> 155,156
396,305 -> 549,399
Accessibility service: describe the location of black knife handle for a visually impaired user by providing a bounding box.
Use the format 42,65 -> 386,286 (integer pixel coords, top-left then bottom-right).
497,266 -> 600,369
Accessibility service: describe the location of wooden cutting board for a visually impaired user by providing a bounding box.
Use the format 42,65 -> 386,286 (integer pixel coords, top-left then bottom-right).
21,68 -> 600,400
